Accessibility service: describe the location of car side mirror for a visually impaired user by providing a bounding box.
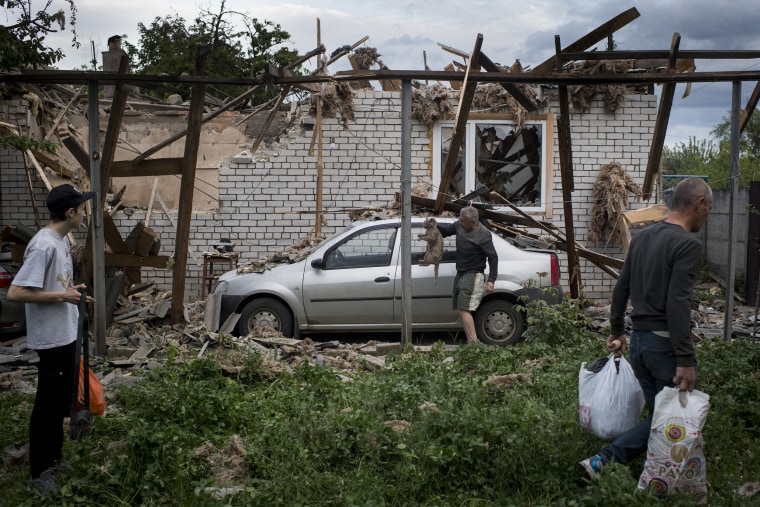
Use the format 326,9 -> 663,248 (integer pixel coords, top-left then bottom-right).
311,257 -> 324,269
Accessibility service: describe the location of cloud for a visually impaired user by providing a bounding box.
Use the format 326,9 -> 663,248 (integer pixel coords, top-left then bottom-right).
36,0 -> 760,147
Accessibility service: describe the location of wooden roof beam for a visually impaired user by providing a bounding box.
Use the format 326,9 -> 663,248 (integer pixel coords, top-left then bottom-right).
100,54 -> 131,196
740,82 -> 760,133
478,52 -> 537,112
642,33 -> 681,200
532,7 -> 640,75
170,46 -> 208,324
434,33 -> 483,213
554,35 -> 582,298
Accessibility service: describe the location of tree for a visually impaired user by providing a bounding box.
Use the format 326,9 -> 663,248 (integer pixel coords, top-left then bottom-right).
0,0 -> 79,71
1,0 -> 78,153
661,136 -> 716,176
708,113 -> 760,187
661,112 -> 760,189
130,0 -> 300,104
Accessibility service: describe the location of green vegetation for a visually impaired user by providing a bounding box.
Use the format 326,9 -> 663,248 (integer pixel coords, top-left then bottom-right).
662,112 -> 760,189
0,0 -> 79,71
2,304 -> 760,506
126,0 -> 300,103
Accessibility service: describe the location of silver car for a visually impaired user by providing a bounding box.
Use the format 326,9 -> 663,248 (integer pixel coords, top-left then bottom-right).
206,217 -> 563,345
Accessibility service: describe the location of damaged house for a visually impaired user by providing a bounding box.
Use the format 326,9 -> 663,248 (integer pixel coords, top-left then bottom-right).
3,7 -> 756,334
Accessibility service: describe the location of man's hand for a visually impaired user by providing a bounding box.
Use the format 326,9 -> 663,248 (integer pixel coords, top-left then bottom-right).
673,366 -> 697,392
485,281 -> 494,294
606,334 -> 627,353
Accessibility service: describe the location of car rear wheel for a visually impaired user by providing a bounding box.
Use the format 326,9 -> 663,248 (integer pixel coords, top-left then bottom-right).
474,300 -> 524,346
237,298 -> 294,337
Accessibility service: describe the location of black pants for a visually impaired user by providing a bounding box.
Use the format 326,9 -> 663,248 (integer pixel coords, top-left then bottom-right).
30,341 -> 76,478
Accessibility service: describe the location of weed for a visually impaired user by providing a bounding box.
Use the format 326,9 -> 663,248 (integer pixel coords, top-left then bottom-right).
3,335 -> 760,505
519,293 -> 596,346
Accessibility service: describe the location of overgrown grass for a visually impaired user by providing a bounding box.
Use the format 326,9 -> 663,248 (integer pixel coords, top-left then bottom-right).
2,323 -> 760,505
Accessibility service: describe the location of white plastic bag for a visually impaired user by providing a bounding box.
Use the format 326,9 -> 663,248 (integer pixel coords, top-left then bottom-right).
578,353 -> 645,439
638,386 -> 710,500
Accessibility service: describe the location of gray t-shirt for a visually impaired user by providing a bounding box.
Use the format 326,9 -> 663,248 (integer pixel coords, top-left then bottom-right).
12,228 -> 78,350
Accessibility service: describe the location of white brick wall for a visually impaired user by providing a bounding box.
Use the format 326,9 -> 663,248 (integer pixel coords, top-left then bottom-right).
2,90 -> 657,303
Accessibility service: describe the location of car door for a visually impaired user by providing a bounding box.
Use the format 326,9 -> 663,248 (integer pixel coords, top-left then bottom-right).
392,224 -> 459,324
302,224 -> 397,325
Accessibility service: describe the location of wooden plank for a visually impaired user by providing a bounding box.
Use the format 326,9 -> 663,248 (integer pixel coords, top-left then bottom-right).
29,149 -> 76,178
134,226 -> 158,257
315,99 -> 324,236
144,178 -> 158,227
434,33 -> 483,213
740,82 -> 760,134
437,42 -> 470,60
617,215 -> 632,252
110,158 -> 184,177
531,7 -> 641,75
642,33 -> 681,200
44,86 -> 82,140
170,47 -> 208,324
410,194 -> 557,230
103,212 -> 142,284
347,54 -> 373,89
622,204 -> 669,225
555,242 -> 624,271
555,34 -> 581,298
443,63 -> 462,90
279,67 -> 319,93
250,85 -> 292,154
479,52 -> 536,112
61,136 -> 90,173
378,62 -> 401,92
100,54 -> 131,196
25,150 -> 75,245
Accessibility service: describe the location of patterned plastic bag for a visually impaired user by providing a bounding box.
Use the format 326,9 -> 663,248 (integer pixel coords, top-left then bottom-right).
638,386 -> 710,500
578,353 -> 645,439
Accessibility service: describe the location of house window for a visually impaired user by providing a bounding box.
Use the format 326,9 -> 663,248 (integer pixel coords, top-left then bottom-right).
432,118 -> 551,214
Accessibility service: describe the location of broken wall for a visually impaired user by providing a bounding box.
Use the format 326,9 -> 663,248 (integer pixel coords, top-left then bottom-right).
107,89 -> 658,303
3,89 -> 659,303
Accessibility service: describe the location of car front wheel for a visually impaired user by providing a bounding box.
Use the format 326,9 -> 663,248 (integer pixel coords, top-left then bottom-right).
237,298 -> 294,337
474,300 -> 524,346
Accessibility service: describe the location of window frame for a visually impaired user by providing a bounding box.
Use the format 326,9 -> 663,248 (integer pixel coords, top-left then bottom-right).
432,114 -> 554,216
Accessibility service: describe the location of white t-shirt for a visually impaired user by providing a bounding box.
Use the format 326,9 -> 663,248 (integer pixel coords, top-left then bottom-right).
12,227 -> 79,350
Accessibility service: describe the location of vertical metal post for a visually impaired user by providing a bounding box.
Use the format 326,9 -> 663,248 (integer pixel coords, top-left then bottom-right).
87,81 -> 107,354
723,81 -> 741,342
400,80 -> 412,346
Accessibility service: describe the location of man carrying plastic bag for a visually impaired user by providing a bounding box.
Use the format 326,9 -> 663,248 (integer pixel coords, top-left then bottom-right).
578,177 -> 713,496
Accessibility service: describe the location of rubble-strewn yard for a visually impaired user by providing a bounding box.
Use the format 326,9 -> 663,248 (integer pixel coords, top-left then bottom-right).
1,279 -> 759,505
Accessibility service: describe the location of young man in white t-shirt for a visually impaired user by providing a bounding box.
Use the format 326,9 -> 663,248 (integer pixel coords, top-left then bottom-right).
9,184 -> 95,496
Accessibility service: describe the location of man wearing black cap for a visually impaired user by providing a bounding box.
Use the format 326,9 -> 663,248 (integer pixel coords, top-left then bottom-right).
8,184 -> 96,496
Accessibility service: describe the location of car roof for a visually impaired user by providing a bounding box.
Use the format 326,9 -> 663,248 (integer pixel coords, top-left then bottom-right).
347,216 -> 457,229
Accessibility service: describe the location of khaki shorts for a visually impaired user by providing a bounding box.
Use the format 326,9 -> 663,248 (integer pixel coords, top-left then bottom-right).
453,272 -> 486,312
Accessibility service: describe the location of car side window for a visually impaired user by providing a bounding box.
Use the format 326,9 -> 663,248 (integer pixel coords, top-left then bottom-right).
324,227 -> 397,270
410,225 -> 457,264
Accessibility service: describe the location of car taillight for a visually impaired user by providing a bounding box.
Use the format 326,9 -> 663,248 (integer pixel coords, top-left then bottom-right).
0,272 -> 12,289
550,254 -> 560,286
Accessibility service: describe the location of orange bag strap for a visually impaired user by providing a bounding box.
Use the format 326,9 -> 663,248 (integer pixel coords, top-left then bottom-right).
70,291 -> 90,416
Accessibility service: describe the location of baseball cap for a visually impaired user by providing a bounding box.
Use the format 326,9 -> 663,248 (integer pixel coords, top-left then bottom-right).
46,184 -> 96,214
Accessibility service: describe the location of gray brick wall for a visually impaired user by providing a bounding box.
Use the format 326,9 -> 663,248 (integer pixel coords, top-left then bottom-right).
2,90 -> 658,304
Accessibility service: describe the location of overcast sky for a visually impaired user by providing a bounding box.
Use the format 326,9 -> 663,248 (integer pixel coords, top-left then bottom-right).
45,0 -> 760,148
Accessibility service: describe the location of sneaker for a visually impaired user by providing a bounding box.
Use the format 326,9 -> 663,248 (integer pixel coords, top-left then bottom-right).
28,468 -> 60,496
578,454 -> 605,480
